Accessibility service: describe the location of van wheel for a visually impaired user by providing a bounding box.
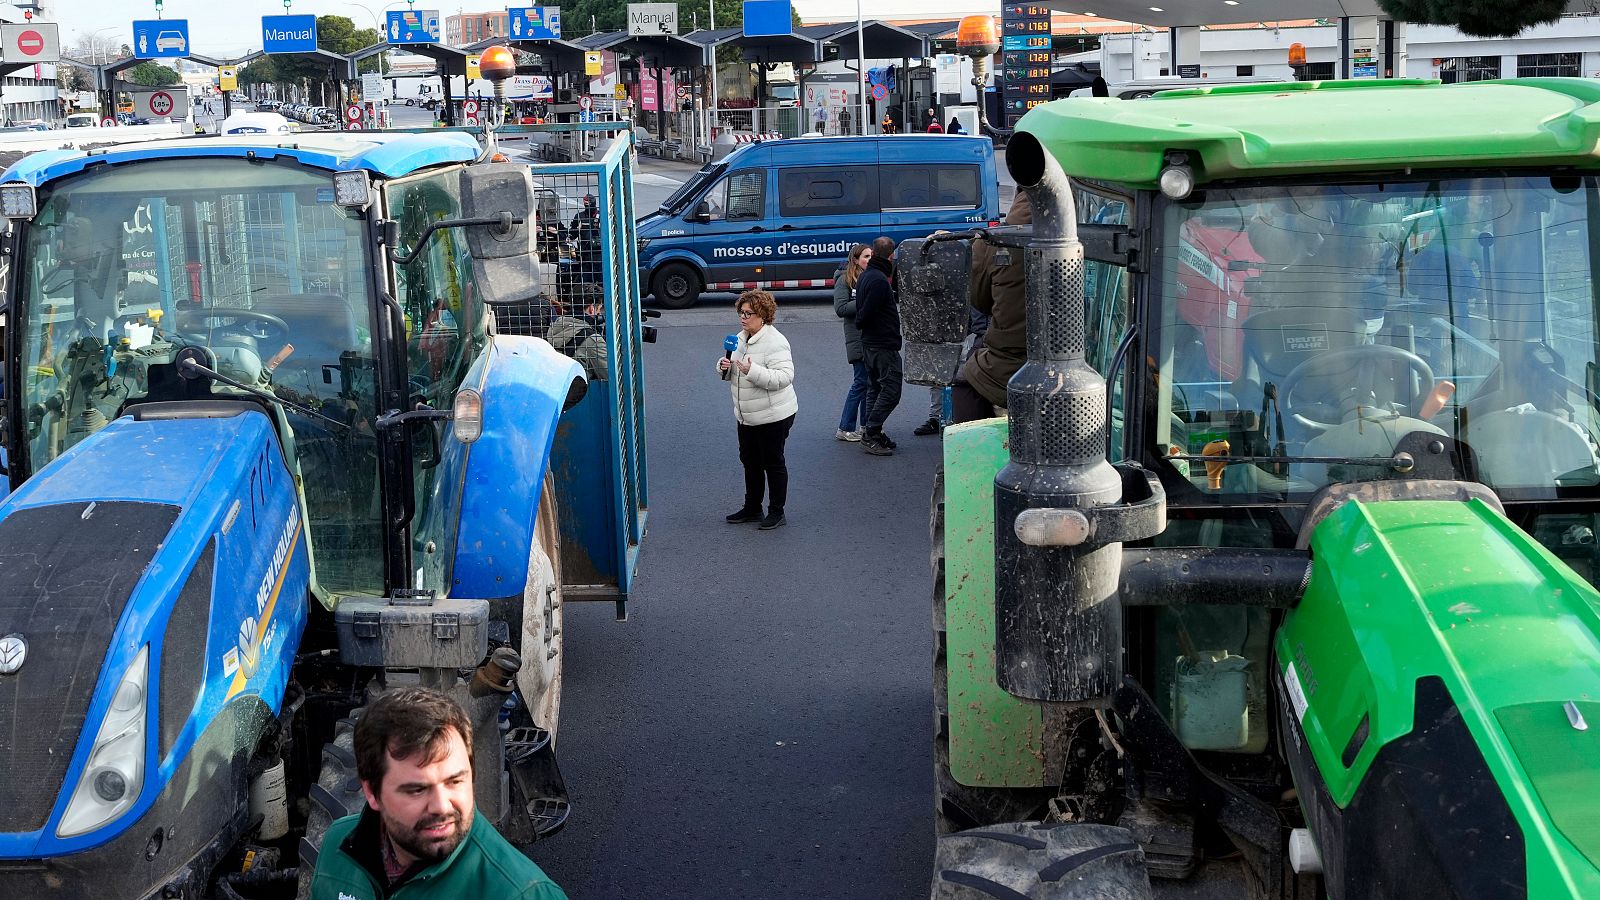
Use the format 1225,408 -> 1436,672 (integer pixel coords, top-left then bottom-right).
651,262 -> 701,309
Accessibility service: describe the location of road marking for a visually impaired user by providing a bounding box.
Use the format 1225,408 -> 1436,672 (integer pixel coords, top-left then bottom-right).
636,173 -> 683,187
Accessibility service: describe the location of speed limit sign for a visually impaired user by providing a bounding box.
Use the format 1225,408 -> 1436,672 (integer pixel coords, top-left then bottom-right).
345,104 -> 363,123
463,99 -> 480,115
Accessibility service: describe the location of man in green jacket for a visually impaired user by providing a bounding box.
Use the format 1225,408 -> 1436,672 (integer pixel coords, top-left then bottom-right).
309,687 -> 568,900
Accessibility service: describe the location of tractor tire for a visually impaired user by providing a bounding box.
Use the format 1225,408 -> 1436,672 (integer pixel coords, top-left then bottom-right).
931,467 -> 1056,835
650,262 -> 701,310
296,710 -> 370,899
516,471 -> 564,738
932,822 -> 1153,900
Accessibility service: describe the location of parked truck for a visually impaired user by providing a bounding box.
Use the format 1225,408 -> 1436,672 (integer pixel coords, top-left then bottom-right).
907,77 -> 1600,898
0,123 -> 649,898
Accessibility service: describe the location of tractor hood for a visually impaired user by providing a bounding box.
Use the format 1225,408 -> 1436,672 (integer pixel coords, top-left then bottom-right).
1278,497 -> 1600,899
0,407 -> 308,860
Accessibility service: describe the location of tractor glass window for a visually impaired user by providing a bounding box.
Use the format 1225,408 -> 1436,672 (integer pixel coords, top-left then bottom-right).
1151,176 -> 1600,503
1079,187 -> 1131,459
17,158 -> 385,595
389,168 -> 489,593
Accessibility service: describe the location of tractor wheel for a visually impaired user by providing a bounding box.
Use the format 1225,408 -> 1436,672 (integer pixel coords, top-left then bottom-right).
932,822 -> 1153,900
296,709 -> 370,899
650,262 -> 701,310
516,471 -> 564,738
931,467 -> 1056,835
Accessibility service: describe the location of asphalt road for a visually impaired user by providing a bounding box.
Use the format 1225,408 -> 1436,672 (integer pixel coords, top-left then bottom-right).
532,300 -> 946,899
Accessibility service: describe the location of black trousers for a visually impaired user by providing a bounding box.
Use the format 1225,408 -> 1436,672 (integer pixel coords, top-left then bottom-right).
861,346 -> 903,432
737,413 -> 796,514
950,382 -> 998,425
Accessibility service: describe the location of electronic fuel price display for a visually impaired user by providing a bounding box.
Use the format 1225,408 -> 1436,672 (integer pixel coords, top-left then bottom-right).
1000,4 -> 1052,127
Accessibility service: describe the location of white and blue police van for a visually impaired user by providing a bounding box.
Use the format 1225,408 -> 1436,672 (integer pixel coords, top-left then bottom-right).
637,135 -> 1000,308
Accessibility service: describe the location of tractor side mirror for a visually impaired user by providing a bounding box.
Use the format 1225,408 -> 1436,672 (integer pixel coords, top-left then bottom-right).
460,163 -> 544,307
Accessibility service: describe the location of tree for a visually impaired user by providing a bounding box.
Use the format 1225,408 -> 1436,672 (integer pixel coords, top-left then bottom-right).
1376,0 -> 1566,38
126,61 -> 180,86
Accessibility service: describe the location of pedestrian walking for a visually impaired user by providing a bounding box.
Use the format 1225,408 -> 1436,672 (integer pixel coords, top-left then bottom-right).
812,101 -> 828,134
840,105 -> 852,135
855,236 -> 904,455
946,115 -> 965,135
881,111 -> 895,135
955,192 -> 1032,423
833,243 -> 873,442
719,290 -> 798,530
925,107 -> 941,133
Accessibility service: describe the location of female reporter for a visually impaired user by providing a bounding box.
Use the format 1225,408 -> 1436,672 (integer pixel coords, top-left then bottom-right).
717,290 -> 798,530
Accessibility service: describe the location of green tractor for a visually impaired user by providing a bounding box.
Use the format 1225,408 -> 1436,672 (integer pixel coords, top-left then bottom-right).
909,78 -> 1600,899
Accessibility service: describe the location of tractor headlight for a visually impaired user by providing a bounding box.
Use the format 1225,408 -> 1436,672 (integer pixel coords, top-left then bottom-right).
332,171 -> 372,209
0,182 -> 37,219
58,645 -> 149,838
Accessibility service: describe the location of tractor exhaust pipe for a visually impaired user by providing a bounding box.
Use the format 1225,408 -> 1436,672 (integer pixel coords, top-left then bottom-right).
994,132 -> 1163,704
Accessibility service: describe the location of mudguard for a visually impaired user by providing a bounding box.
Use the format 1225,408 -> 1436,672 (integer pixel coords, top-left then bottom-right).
941,417 -> 1057,787
449,334 -> 583,598
0,408 -> 307,894
1279,498 -> 1600,899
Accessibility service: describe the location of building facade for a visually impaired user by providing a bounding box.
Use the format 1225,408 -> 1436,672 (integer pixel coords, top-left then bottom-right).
445,11 -> 510,48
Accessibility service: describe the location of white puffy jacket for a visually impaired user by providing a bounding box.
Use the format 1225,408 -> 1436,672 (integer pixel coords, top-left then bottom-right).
723,324 -> 798,425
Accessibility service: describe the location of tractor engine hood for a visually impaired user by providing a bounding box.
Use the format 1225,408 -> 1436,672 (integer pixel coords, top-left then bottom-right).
0,404 -> 307,888
1278,495 -> 1600,899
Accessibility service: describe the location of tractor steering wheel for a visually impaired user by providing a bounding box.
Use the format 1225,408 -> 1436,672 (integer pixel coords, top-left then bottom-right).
176,309 -> 291,347
1277,344 -> 1434,431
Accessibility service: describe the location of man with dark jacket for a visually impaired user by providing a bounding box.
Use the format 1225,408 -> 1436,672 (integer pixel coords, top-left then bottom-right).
854,235 -> 903,455
956,191 -> 1032,422
309,688 -> 567,900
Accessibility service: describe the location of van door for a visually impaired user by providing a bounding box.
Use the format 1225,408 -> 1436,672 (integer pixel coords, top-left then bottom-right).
768,161 -> 881,285
876,138 -> 998,249
690,167 -> 779,288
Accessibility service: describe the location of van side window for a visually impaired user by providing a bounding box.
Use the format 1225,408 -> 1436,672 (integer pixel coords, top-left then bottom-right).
882,165 -> 981,210
777,166 -> 878,217
704,170 -> 765,221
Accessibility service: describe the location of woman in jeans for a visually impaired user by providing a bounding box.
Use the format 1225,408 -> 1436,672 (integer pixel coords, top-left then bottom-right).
718,290 -> 798,530
832,243 -> 872,441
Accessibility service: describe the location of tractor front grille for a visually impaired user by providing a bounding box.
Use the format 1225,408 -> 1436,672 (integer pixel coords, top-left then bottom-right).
0,501 -> 179,834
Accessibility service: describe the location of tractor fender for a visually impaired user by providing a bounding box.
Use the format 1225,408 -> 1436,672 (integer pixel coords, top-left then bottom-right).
450,335 -> 584,599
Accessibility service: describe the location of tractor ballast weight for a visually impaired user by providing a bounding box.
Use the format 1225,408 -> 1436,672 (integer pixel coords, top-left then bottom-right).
992,133 -> 1164,703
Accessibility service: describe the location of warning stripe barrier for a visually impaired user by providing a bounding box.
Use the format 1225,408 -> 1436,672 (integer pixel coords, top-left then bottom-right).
708,278 -> 834,291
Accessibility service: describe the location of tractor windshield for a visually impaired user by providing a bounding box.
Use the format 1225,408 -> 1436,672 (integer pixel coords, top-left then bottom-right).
15,158 -> 386,594
1153,174 -> 1600,501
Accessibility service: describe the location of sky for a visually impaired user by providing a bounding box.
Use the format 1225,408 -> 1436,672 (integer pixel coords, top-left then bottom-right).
51,0 -> 992,57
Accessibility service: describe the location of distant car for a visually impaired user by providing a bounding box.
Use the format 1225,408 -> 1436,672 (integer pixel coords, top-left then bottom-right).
218,111 -> 294,135
64,113 -> 98,129
14,120 -> 48,131
155,31 -> 186,53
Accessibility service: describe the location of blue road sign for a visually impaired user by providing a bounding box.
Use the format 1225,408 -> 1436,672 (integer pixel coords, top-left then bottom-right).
509,7 -> 562,41
132,19 -> 189,59
262,15 -> 317,54
742,0 -> 791,37
387,8 -> 442,44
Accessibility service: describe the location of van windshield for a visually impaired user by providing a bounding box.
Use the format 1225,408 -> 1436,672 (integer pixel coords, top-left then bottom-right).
659,161 -> 723,215
1152,174 -> 1600,501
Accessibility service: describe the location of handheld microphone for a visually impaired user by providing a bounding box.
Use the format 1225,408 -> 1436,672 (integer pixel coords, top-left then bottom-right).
721,333 -> 739,380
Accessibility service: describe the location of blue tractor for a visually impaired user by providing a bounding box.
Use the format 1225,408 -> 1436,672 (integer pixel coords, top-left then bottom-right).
0,128 -> 649,898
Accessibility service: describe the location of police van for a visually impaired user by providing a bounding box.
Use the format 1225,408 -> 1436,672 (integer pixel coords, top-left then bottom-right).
637,135 -> 1000,308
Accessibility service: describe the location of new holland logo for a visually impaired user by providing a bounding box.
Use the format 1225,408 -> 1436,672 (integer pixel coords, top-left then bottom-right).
237,616 -> 261,677
0,633 -> 27,675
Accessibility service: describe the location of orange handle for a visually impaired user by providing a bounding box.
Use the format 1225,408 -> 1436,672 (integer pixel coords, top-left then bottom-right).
1202,439 -> 1231,490
266,343 -> 295,372
1419,379 -> 1456,419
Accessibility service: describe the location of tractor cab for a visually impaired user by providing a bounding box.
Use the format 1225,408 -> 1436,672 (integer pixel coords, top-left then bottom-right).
918,79 -> 1600,900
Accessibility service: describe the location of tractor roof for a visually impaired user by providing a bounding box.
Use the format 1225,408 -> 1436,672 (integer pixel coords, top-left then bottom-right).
0,131 -> 481,187
1018,77 -> 1600,189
